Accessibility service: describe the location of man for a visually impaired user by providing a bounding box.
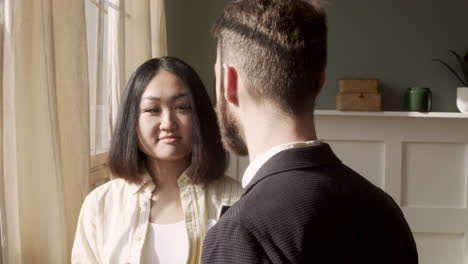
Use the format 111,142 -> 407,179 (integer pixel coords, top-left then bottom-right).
202,0 -> 418,263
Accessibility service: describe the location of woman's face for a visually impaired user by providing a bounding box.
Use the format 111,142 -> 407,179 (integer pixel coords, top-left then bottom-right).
137,69 -> 193,162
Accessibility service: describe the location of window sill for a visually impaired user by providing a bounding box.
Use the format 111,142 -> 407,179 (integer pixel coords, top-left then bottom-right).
90,152 -> 109,189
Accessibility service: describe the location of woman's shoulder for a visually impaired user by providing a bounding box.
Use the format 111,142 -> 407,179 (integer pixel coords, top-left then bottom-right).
81,178 -> 136,209
206,175 -> 243,205
209,175 -> 242,190
87,178 -> 129,197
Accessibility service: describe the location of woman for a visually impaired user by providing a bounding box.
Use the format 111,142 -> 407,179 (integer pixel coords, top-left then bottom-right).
72,57 -> 243,264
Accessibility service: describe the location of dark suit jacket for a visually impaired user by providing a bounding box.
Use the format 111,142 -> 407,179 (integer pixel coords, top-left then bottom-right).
201,143 -> 418,263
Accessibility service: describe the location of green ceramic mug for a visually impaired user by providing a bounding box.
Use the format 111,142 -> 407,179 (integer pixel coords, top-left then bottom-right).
405,87 -> 432,112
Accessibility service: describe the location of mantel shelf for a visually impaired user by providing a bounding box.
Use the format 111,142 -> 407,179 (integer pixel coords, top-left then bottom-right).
315,110 -> 468,119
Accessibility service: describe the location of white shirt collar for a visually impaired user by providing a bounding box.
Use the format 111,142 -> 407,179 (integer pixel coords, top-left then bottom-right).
241,140 -> 323,188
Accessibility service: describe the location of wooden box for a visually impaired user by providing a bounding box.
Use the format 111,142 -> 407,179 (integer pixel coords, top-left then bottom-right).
336,79 -> 382,111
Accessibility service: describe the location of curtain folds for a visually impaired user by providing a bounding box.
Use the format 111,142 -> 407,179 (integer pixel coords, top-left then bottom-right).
150,0 -> 167,58
0,0 -> 90,263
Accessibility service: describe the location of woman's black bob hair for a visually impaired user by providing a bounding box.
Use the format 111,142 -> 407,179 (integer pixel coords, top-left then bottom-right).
108,56 -> 227,184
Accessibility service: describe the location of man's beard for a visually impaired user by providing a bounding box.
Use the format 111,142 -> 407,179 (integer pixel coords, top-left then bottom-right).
216,96 -> 249,156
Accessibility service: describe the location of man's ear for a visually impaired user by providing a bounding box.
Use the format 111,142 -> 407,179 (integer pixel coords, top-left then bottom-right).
224,65 -> 239,106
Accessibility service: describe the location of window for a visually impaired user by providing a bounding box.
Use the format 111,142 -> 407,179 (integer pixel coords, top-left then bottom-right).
83,0 -> 167,189
85,0 -> 110,188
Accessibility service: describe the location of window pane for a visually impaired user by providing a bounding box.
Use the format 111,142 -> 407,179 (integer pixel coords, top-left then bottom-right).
85,0 -> 110,154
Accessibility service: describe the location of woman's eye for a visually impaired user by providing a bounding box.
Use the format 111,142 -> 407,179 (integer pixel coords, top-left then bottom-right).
144,107 -> 160,113
176,104 -> 192,111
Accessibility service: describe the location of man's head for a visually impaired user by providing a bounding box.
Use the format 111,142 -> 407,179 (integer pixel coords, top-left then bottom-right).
213,0 -> 327,155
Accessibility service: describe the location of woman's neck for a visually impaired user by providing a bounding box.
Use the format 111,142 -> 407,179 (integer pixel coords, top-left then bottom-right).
145,157 -> 190,189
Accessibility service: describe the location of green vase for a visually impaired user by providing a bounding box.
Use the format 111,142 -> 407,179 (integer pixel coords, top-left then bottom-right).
405,87 -> 432,112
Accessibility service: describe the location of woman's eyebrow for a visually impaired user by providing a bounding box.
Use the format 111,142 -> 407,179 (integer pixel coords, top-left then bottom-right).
173,93 -> 189,100
142,93 -> 189,101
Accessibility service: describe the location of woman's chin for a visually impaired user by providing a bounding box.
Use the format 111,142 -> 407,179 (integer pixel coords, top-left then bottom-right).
148,151 -> 191,162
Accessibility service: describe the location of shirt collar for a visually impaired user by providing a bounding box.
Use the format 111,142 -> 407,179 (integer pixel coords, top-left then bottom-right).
241,140 -> 323,188
130,166 -> 191,195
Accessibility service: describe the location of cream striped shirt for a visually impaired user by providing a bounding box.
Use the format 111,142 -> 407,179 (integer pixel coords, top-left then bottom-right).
71,169 -> 243,264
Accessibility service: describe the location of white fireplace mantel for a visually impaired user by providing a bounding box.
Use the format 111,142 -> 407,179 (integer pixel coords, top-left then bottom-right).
315,110 -> 468,119
228,110 -> 468,264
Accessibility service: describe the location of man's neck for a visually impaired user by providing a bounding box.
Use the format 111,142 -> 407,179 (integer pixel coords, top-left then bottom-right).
241,109 -> 317,162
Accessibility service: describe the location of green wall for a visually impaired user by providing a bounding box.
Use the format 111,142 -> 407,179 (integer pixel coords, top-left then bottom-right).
166,0 -> 228,102
166,0 -> 468,112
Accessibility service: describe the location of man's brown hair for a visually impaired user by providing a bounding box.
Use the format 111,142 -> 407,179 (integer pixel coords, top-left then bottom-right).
212,0 -> 327,114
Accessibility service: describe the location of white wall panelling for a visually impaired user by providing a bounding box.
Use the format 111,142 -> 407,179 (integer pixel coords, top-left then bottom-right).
402,142 -> 467,208
414,233 -> 465,264
227,111 -> 468,264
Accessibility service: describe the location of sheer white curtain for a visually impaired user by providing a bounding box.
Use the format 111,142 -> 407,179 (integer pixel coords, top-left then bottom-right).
0,0 -> 90,263
107,0 -> 167,131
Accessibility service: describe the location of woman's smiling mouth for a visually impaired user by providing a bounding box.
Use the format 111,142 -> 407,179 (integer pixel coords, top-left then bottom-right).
158,135 -> 181,143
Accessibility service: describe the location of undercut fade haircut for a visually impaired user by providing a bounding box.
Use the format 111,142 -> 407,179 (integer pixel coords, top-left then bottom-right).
212,0 -> 327,114
108,57 -> 228,185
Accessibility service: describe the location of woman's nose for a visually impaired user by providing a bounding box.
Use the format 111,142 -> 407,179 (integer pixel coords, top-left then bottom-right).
160,111 -> 177,131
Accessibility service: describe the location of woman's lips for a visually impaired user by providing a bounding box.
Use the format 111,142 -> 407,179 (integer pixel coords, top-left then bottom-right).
158,136 -> 181,143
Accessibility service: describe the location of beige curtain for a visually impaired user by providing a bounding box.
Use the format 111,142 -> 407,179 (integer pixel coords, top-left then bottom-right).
150,0 -> 167,59
0,1 -> 5,262
107,0 -> 167,131
0,0 -> 90,263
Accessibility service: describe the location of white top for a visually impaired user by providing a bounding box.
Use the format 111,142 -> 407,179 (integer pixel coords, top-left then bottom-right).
141,220 -> 189,264
242,140 -> 323,188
